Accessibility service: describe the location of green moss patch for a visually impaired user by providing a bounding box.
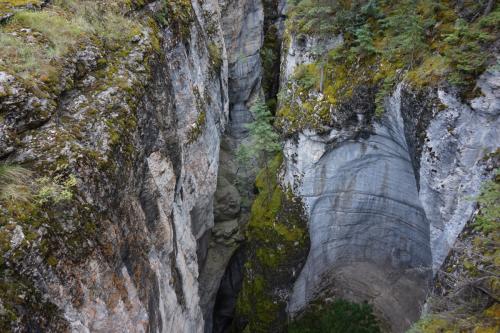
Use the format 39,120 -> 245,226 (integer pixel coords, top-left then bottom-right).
0,167 -> 98,330
155,0 -> 194,40
0,0 -> 42,18
233,154 -> 310,332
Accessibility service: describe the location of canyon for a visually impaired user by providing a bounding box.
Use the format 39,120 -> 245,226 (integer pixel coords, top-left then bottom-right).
0,1 -> 498,332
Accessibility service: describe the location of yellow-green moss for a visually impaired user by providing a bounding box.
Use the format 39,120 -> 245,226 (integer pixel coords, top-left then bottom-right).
277,45 -> 383,135
208,42 -> 222,71
187,111 -> 206,143
278,1 -> 499,133
0,0 -> 41,17
233,154 -> 309,332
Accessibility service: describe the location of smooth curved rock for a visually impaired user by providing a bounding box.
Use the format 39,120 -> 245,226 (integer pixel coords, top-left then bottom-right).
286,86 -> 432,332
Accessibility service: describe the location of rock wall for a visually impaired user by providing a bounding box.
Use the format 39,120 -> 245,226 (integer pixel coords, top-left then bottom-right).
419,69 -> 500,272
0,1 -> 230,331
279,29 -> 500,332
283,85 -> 432,332
218,0 -> 264,140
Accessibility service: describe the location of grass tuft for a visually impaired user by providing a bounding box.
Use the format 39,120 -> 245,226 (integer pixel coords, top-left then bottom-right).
0,164 -> 32,202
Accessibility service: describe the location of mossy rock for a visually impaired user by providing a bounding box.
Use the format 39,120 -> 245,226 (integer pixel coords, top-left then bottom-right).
233,155 -> 310,332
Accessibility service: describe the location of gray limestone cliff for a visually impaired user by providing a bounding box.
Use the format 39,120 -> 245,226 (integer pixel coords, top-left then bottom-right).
279,27 -> 500,331
0,0 -> 231,331
283,85 -> 433,332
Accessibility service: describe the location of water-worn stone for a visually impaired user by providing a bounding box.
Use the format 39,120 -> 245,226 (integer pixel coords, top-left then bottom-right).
279,20 -> 500,330
285,85 -> 432,332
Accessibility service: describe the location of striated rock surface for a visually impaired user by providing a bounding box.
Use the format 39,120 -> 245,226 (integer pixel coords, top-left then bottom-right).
284,85 -> 432,332
279,28 -> 499,331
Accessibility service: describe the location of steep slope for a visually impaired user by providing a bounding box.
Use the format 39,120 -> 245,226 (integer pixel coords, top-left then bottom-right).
0,0 -> 229,331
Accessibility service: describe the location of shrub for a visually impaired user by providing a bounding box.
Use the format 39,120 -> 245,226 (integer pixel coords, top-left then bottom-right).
380,0 -> 432,68
293,63 -> 319,91
353,24 -> 377,57
443,19 -> 491,87
288,299 -> 381,333
238,100 -> 281,180
155,0 -> 194,40
34,174 -> 77,205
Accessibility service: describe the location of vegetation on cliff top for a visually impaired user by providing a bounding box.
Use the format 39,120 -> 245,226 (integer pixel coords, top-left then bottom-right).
0,0 -> 43,19
277,0 -> 499,136
0,0 -> 145,81
155,0 -> 194,40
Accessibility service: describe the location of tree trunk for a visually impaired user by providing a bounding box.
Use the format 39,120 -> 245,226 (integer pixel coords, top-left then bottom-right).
319,63 -> 324,92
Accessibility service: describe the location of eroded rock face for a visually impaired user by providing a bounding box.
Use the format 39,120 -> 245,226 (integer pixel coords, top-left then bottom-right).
284,86 -> 432,332
0,1 -> 229,332
281,34 -> 343,84
280,31 -> 499,332
219,0 -> 264,139
420,69 -> 500,272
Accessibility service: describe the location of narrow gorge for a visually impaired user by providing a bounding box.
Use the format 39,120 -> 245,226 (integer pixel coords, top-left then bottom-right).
0,1 -> 498,333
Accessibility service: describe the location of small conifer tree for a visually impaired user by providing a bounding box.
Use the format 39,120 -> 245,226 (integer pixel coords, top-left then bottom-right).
237,100 -> 281,197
